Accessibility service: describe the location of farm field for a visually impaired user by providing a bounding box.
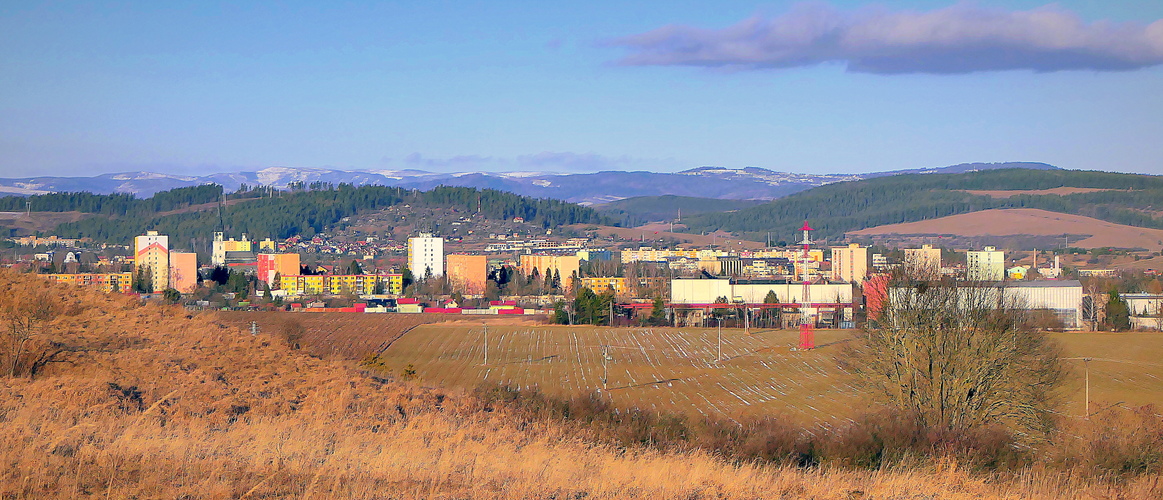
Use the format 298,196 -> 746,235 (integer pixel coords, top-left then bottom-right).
371,324 -> 1163,423
214,311 -> 541,359
847,208 -> 1163,250
385,325 -> 861,423
214,311 -> 1163,424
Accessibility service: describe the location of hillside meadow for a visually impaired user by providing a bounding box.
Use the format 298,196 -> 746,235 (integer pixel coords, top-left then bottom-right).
1,272 -> 1161,498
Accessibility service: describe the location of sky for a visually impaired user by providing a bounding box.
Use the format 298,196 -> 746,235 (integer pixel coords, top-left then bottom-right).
1,1 -> 1162,178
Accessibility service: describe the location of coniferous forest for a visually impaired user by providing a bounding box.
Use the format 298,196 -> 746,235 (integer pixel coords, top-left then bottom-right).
0,184 -> 612,245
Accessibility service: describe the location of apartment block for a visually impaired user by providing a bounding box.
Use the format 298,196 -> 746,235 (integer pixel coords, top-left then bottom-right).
257,253 -> 302,286
279,274 -> 385,296
446,254 -> 488,295
579,277 -> 626,296
45,273 -> 134,293
408,234 -> 444,277
967,246 -> 1005,281
830,243 -> 868,284
170,252 -> 198,293
134,231 -> 169,291
518,254 -> 580,287
904,244 -> 942,276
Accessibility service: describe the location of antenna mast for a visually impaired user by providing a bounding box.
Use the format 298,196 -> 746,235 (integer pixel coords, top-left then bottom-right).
798,221 -> 815,350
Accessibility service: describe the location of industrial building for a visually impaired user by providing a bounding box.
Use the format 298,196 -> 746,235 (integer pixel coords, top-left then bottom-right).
671,278 -> 854,305
876,280 -> 1084,330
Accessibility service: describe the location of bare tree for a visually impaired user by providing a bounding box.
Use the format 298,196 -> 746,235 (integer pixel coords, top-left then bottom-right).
2,290 -> 60,377
845,277 -> 1065,438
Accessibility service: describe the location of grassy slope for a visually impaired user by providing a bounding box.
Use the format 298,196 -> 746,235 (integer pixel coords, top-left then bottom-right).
684,168 -> 1163,240
2,272 -> 1160,498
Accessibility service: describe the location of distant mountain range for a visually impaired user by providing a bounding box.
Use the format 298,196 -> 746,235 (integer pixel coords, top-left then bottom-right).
0,162 -> 1059,204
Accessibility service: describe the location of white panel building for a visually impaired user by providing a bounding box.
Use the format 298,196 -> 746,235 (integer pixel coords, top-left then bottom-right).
671,278 -> 853,305
887,280 -> 1084,329
408,233 -> 444,278
967,246 -> 1005,281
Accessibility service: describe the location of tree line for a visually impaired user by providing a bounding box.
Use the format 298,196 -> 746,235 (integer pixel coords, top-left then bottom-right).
45,184 -> 613,247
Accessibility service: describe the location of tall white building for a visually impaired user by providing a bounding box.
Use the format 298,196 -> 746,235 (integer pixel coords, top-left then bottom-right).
134,230 -> 170,291
967,246 -> 1005,281
408,233 -> 444,278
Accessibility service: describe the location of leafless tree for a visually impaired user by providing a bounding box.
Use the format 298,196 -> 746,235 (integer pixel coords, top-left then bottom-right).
2,290 -> 61,377
845,276 -> 1065,438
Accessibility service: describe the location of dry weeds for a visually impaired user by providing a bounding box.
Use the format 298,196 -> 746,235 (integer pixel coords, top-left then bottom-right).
0,270 -> 1157,499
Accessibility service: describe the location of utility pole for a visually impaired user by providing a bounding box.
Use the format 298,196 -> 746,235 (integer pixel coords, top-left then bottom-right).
1084,357 -> 1090,419
717,319 -> 722,362
482,323 -> 488,366
601,345 -> 611,390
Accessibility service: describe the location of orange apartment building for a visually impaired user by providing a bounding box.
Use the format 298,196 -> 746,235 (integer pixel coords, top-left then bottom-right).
445,254 -> 488,295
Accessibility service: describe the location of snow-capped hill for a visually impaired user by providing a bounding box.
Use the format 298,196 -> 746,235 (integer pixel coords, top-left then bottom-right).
0,162 -> 1060,203
108,172 -> 198,181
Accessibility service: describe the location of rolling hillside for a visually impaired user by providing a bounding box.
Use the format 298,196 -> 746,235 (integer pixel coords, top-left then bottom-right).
593,195 -> 766,226
849,208 -> 1163,250
683,168 -> 1163,243
0,184 -> 612,244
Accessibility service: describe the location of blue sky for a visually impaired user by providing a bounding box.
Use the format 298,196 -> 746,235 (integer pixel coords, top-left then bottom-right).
1,1 -> 1162,178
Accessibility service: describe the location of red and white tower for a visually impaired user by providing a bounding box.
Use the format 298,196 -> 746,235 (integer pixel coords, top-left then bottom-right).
797,221 -> 815,350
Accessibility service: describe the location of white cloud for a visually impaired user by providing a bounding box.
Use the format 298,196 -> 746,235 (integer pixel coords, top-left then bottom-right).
612,3 -> 1163,74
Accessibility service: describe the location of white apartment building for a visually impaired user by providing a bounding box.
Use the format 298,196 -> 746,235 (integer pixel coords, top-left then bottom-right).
408,233 -> 444,278
967,246 -> 1005,281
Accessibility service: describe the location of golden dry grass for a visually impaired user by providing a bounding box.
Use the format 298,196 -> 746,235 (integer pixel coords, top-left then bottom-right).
0,271 -> 1159,499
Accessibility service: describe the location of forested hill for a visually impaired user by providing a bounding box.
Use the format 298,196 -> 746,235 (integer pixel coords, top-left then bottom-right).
682,169 -> 1163,241
594,195 -> 766,226
9,184 -> 611,245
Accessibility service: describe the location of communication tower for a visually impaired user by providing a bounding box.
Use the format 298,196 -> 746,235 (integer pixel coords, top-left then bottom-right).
797,221 -> 815,350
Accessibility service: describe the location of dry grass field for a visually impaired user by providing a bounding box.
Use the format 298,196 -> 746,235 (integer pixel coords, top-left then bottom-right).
379,325 -> 861,423
2,275 -> 1160,498
367,324 -> 1163,423
848,208 -> 1163,250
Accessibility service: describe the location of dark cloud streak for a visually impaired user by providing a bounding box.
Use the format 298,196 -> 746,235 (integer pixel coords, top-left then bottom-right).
612,3 -> 1163,74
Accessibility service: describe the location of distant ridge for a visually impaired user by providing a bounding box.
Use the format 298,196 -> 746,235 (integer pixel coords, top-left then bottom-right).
0,162 -> 1059,204
681,168 -> 1163,242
